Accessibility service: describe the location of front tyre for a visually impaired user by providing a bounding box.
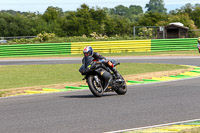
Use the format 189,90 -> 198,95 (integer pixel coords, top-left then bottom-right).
87,75 -> 103,97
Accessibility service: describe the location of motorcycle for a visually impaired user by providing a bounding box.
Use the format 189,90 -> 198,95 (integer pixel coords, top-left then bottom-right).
79,56 -> 127,97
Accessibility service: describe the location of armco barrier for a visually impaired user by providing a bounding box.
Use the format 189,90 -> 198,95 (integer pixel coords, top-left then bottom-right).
0,38 -> 197,57
0,43 -> 71,57
151,38 -> 197,51
71,40 -> 151,54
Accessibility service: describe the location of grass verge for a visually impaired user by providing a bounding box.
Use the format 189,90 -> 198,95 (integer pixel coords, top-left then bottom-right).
0,63 -> 188,90
0,91 -> 5,97
179,127 -> 200,133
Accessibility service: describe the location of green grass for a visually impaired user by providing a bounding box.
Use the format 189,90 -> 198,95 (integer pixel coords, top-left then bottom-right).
179,128 -> 200,133
0,63 -> 188,90
0,91 -> 5,97
118,63 -> 188,75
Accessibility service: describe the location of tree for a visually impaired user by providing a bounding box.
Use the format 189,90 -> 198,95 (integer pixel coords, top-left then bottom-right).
62,4 -> 107,36
145,0 -> 167,13
129,5 -> 143,15
169,3 -> 200,29
191,7 -> 200,28
104,15 -> 132,36
180,3 -> 193,14
137,12 -> 167,26
43,6 -> 63,22
42,6 -> 64,36
110,5 -> 129,16
169,3 -> 193,15
0,17 -> 8,36
28,14 -> 48,35
110,5 -> 143,17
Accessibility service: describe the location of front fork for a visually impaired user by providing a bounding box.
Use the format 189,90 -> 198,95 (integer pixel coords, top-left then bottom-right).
94,75 -> 101,87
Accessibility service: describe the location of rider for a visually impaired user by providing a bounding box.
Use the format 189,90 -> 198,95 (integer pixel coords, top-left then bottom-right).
83,46 -> 120,78
83,46 -> 120,89
197,37 -> 200,53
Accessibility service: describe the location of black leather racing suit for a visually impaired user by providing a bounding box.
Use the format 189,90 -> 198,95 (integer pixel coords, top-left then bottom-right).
91,52 -> 120,90
91,52 -> 119,76
92,52 -> 106,61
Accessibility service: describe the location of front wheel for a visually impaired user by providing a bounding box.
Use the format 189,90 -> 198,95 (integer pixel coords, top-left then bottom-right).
87,75 -> 104,97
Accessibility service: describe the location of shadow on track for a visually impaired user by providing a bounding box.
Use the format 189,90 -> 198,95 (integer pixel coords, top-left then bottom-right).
61,94 -> 117,98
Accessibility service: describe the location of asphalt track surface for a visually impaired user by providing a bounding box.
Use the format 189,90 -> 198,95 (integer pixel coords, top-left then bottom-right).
0,56 -> 200,133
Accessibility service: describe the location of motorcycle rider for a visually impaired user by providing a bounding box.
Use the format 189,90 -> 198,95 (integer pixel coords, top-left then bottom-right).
197,37 -> 200,53
82,46 -> 121,89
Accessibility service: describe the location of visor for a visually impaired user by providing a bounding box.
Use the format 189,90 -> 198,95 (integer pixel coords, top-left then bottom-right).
84,51 -> 92,56
84,53 -> 90,56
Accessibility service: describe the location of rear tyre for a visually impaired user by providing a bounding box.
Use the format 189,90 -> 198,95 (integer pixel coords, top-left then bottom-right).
87,75 -> 103,97
115,74 -> 127,95
115,84 -> 127,95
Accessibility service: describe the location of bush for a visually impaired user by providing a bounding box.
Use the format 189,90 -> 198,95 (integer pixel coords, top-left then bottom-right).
4,32 -> 147,45
34,32 -> 56,42
6,38 -> 35,45
90,32 -> 108,40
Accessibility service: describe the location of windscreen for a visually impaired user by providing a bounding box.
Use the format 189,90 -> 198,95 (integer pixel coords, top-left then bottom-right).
82,56 -> 94,68
79,56 -> 94,74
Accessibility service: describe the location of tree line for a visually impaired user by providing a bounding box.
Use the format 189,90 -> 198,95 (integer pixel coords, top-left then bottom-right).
0,0 -> 200,38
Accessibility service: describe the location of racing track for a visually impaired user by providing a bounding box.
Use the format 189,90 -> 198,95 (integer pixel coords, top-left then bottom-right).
0,56 -> 200,133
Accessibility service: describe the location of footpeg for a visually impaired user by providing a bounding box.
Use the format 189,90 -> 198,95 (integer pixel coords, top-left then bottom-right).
116,79 -> 124,82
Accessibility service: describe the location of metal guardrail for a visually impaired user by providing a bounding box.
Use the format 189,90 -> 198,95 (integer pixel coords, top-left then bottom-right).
0,36 -> 36,40
151,38 -> 197,51
0,43 -> 71,57
70,38 -> 197,54
0,38 -> 197,57
71,40 -> 151,54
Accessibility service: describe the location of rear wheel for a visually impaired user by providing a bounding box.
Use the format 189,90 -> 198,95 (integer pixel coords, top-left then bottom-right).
115,84 -> 127,95
87,75 -> 103,97
115,74 -> 127,95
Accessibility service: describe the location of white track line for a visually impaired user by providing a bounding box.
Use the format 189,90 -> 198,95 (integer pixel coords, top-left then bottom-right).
105,118 -> 200,133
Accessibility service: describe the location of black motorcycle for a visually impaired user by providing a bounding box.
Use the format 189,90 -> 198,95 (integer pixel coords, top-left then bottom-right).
79,56 -> 127,97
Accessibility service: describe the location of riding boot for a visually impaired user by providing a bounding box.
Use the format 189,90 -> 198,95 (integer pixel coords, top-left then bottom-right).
111,67 -> 120,79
